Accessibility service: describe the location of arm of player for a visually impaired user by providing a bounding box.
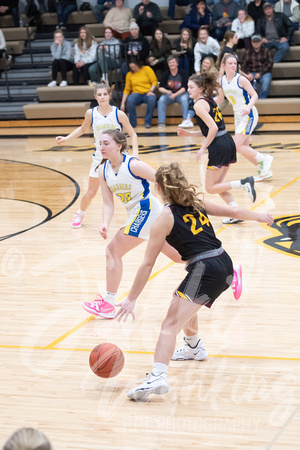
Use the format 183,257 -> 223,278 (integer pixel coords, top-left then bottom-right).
129,158 -> 156,183
204,199 -> 274,225
115,209 -> 173,322
194,100 -> 218,160
118,110 -> 139,158
239,76 -> 258,115
56,109 -> 92,144
99,167 -> 114,239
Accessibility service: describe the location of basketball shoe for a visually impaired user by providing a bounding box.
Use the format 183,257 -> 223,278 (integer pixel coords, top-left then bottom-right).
171,338 -> 208,361
231,264 -> 242,300
71,212 -> 84,228
254,171 -> 273,182
82,294 -> 115,319
222,217 -> 244,224
240,176 -> 256,202
259,155 -> 273,178
127,372 -> 169,401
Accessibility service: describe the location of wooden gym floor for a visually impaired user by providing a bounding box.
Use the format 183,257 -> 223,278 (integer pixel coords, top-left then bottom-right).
0,123 -> 300,449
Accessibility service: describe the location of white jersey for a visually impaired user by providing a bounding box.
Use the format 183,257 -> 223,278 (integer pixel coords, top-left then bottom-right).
91,105 -> 122,163
221,73 -> 254,114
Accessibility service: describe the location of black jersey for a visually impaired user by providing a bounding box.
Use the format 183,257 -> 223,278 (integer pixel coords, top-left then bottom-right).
166,203 -> 222,261
195,97 -> 225,137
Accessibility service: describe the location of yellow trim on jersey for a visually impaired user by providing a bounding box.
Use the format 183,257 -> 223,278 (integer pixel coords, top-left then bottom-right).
124,206 -> 141,235
176,290 -> 189,301
242,115 -> 250,135
207,165 -> 219,170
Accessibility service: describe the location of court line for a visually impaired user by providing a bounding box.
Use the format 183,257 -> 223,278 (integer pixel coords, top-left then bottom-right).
24,174 -> 300,350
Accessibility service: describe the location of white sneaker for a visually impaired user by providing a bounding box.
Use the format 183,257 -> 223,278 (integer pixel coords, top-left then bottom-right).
171,338 -> 208,361
59,80 -> 67,87
254,170 -> 273,182
47,80 -> 57,87
259,155 -> 273,177
158,123 -> 165,128
178,119 -> 193,128
240,176 -> 256,202
127,372 -> 169,401
222,217 -> 244,224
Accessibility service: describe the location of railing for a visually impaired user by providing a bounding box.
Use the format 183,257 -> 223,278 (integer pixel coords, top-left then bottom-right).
0,52 -> 11,101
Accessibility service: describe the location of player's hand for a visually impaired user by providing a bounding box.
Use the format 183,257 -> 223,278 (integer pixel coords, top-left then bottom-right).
115,297 -> 136,322
196,147 -> 205,162
241,106 -> 251,116
99,224 -> 108,239
56,136 -> 66,144
257,213 -> 274,226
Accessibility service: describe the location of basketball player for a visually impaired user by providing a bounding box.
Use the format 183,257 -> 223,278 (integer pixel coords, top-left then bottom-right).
55,82 -> 138,228
81,130 -> 182,319
115,162 -> 274,401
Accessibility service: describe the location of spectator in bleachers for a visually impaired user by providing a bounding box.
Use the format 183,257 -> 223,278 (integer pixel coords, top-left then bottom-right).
120,56 -> 157,128
179,0 -> 212,38
0,0 -> 19,27
167,0 -> 195,20
216,29 -> 238,67
256,2 -> 294,62
274,0 -> 300,42
241,33 -> 273,98
248,0 -> 265,26
148,27 -> 172,79
48,29 -> 74,87
212,0 -> 239,41
121,20 -> 150,78
103,0 -> 132,40
133,0 -> 162,37
73,26 -> 98,85
231,9 -> 254,49
157,55 -> 189,128
194,26 -> 220,73
92,0 -> 115,24
56,0 -> 77,29
0,28 -> 6,57
89,26 -> 120,84
201,54 -> 219,74
173,28 -> 197,75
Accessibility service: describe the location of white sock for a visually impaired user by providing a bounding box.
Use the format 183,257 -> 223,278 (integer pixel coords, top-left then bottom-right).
104,291 -> 117,306
255,151 -> 265,163
77,208 -> 85,217
231,180 -> 242,189
185,333 -> 200,348
152,362 -> 168,376
229,201 -> 238,207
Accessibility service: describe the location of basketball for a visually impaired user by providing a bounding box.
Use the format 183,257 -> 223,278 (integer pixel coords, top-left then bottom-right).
89,343 -> 125,378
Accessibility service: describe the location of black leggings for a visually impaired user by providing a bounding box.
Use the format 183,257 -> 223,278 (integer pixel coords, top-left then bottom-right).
73,62 -> 94,85
52,59 -> 74,81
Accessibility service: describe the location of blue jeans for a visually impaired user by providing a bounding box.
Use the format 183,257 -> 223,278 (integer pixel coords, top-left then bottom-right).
89,56 -> 119,82
57,4 -> 77,26
252,72 -> 272,99
9,7 -> 19,27
126,93 -> 157,127
167,0 -> 193,19
92,1 -> 111,23
158,92 -> 189,124
263,41 -> 289,63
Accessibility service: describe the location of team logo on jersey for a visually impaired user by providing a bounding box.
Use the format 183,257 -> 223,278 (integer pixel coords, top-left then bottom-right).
257,215 -> 300,258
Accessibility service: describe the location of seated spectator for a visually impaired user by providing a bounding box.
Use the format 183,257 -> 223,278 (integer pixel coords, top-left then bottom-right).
148,27 -> 172,79
121,20 -> 150,78
89,26 -> 120,84
231,8 -> 255,49
274,0 -> 300,42
212,0 -> 239,41
248,0 -> 265,27
0,27 -> 6,58
56,0 -> 77,29
167,0 -> 194,20
180,0 -> 212,38
157,55 -> 190,128
92,0 -> 115,24
201,54 -> 219,75
103,0 -> 132,40
120,56 -> 157,128
48,29 -> 74,87
216,29 -> 238,68
3,427 -> 53,450
73,26 -> 98,85
133,0 -> 162,37
256,2 -> 294,62
194,26 -> 220,73
242,33 -> 273,98
173,27 -> 197,75
0,0 -> 19,27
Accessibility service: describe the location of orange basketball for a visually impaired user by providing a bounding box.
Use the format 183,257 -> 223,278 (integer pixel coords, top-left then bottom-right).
89,343 -> 125,378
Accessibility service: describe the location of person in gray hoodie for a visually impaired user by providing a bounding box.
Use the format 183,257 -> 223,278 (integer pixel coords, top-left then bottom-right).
212,0 -> 239,41
48,29 -> 73,87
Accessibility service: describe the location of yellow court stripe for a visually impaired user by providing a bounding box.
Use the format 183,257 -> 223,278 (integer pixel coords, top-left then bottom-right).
45,316 -> 95,349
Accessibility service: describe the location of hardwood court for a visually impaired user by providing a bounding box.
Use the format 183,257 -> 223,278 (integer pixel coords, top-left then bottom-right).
0,125 -> 300,449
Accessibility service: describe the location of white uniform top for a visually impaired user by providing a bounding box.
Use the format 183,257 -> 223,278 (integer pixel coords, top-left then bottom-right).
221,73 -> 253,114
91,105 -> 122,163
103,154 -> 152,212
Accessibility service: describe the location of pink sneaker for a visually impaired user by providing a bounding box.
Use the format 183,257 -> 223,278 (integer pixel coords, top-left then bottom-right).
71,213 -> 84,228
231,265 -> 242,300
82,294 -> 115,319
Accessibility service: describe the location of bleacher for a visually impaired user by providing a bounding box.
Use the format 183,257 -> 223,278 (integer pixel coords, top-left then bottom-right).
1,7 -> 300,123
